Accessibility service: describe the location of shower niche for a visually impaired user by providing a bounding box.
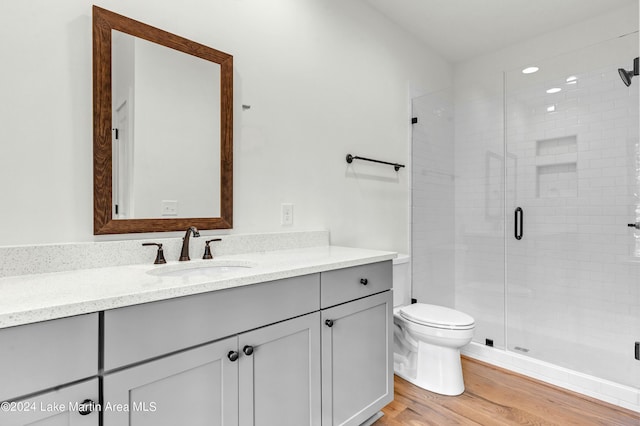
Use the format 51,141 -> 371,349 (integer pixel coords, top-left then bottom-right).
535,135 -> 577,198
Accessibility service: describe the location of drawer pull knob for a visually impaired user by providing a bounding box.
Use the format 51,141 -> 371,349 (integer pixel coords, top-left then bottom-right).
360,278 -> 368,285
325,319 -> 334,327
78,399 -> 96,416
228,351 -> 239,362
243,345 -> 254,356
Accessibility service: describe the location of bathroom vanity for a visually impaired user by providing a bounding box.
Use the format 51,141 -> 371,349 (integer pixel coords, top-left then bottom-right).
0,243 -> 394,426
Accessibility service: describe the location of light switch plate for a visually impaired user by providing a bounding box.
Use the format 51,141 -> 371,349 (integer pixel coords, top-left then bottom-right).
281,203 -> 293,226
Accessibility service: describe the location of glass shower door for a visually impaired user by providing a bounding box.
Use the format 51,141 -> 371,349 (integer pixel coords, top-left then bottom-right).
411,90 -> 456,307
505,34 -> 640,394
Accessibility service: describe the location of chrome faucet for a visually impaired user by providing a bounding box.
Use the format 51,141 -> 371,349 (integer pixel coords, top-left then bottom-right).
179,226 -> 200,261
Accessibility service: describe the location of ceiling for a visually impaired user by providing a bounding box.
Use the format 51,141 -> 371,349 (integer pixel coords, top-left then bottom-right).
364,0 -> 637,63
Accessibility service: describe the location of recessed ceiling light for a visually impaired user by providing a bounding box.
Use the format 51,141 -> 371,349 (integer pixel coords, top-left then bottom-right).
522,66 -> 539,74
547,105 -> 556,112
546,87 -> 562,94
566,76 -> 578,84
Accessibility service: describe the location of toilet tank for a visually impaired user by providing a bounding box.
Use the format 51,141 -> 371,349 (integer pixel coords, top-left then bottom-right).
392,254 -> 411,308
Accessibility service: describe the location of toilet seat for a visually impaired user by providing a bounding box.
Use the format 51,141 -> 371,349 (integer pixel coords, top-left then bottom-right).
399,303 -> 475,330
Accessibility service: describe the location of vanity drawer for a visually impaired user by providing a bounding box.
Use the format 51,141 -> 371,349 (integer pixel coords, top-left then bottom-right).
0,313 -> 98,401
320,261 -> 392,308
103,273 -> 320,370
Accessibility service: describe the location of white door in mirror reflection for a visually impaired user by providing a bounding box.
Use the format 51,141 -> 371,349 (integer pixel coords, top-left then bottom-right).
113,98 -> 133,219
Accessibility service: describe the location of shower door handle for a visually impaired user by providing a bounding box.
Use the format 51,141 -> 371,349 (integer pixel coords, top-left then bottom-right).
515,207 -> 523,240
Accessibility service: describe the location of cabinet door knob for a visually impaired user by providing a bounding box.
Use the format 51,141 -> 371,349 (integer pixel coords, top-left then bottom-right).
325,319 -> 334,327
243,345 -> 254,356
228,350 -> 239,362
78,399 -> 96,416
360,278 -> 368,285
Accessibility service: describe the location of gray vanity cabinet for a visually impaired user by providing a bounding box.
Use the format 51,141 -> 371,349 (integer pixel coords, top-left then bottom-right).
0,260 -> 393,426
103,274 -> 320,371
238,311 -> 321,426
103,312 -> 321,426
0,314 -> 99,426
103,337 -> 238,426
320,285 -> 393,426
0,379 -> 99,426
0,314 -> 98,402
101,274 -> 322,426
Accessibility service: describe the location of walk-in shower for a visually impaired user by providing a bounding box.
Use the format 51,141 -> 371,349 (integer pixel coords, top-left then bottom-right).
502,34 -> 639,390
412,32 -> 640,409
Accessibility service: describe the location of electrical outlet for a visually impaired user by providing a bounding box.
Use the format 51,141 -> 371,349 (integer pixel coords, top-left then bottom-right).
281,203 -> 293,226
161,200 -> 178,216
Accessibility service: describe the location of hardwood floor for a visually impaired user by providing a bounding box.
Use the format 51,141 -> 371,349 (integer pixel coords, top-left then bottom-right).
374,356 -> 640,425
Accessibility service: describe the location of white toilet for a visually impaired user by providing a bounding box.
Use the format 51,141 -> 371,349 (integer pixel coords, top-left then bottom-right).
392,255 -> 475,396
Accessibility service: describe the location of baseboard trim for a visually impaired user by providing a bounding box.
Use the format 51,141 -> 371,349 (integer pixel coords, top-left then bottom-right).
360,411 -> 384,426
462,342 -> 640,413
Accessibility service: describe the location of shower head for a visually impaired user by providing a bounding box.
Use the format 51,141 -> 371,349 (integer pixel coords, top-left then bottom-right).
618,57 -> 639,87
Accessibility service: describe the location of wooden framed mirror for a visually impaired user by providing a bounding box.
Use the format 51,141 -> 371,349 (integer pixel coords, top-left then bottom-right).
93,6 -> 233,234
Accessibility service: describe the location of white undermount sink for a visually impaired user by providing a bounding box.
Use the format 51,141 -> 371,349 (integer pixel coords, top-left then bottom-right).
147,261 -> 255,278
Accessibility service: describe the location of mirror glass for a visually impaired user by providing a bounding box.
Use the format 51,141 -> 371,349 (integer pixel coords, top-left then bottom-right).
93,6 -> 233,234
111,31 -> 221,219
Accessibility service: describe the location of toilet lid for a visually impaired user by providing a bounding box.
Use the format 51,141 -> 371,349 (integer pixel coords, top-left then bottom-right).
399,304 -> 475,330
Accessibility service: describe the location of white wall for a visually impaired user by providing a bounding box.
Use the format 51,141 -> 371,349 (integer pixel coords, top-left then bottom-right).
0,0 -> 451,251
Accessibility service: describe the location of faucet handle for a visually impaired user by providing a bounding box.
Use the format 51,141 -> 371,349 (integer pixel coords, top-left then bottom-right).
203,238 -> 222,260
142,243 -> 167,264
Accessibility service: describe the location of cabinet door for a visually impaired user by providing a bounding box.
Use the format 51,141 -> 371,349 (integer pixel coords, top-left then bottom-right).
0,379 -> 98,426
238,312 -> 321,426
103,337 -> 238,426
321,291 -> 393,426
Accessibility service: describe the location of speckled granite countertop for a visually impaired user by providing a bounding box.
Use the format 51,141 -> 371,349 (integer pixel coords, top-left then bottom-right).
0,245 -> 396,329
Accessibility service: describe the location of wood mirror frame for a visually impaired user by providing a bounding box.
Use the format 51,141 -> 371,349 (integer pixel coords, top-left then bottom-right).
93,6 -> 233,234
